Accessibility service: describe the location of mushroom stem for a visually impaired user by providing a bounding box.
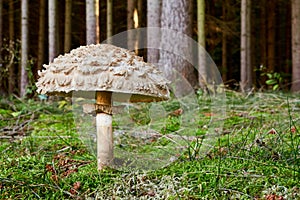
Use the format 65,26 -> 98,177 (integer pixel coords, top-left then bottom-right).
96,91 -> 113,170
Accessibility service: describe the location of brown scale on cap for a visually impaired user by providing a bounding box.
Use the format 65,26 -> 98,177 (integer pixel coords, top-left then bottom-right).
36,44 -> 170,103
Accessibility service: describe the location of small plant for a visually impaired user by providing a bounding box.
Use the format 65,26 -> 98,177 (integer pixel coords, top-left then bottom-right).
264,71 -> 283,91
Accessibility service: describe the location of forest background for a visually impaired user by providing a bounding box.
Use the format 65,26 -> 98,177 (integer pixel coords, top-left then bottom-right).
0,0 -> 299,97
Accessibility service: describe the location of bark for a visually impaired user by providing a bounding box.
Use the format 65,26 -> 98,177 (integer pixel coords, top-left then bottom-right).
197,0 -> 207,88
159,0 -> 197,90
107,0 -> 113,43
37,0 -> 46,71
127,0 -> 136,50
259,0 -> 267,86
86,0 -> 99,44
20,0 -> 29,97
0,0 -> 3,94
147,0 -> 161,63
64,0 -> 72,52
267,0 -> 276,72
285,1 -> 291,74
240,0 -> 252,92
8,0 -> 14,94
0,0 -> 2,65
49,0 -> 57,62
222,2 -> 227,81
136,0 -> 145,56
95,0 -> 99,43
291,0 -> 300,92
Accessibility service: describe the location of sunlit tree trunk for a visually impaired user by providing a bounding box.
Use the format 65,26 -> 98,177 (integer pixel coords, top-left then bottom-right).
291,0 -> 300,92
159,0 -> 197,90
107,0 -> 113,43
37,0 -> 46,71
64,0 -> 72,52
127,0 -> 136,50
197,0 -> 207,88
86,0 -> 99,44
49,0 -> 57,62
8,0 -> 14,94
147,0 -> 161,63
240,0 -> 252,92
20,0 -> 29,97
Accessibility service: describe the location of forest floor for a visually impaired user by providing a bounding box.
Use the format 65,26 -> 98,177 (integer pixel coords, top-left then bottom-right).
0,91 -> 299,199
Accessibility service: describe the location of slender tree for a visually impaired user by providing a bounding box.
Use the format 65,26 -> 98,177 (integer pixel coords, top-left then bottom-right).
240,0 -> 252,92
86,0 -> 99,44
8,0 -> 14,94
127,0 -> 136,50
267,0 -> 276,72
37,0 -> 46,71
49,0 -> 57,62
0,0 -> 3,94
147,0 -> 161,63
95,0 -> 99,43
20,0 -> 29,97
222,0 -> 228,81
197,0 -> 207,88
64,0 -> 72,52
0,0 -> 2,65
291,0 -> 300,92
159,0 -> 197,90
107,0 -> 113,43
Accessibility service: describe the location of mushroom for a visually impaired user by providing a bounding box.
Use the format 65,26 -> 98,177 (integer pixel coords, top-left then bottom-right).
36,44 -> 170,170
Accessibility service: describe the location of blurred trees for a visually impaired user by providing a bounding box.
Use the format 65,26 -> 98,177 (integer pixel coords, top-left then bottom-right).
20,0 -> 28,97
291,0 -> 300,92
240,0 -> 252,92
0,0 -> 297,96
159,0 -> 197,90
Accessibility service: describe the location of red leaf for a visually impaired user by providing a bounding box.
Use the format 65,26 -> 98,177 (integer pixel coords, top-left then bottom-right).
291,126 -> 296,133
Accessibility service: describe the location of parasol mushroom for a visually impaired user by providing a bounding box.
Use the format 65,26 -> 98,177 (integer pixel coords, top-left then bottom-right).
36,44 -> 170,170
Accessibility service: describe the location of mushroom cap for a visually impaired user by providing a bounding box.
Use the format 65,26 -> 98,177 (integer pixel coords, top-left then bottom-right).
36,44 -> 170,102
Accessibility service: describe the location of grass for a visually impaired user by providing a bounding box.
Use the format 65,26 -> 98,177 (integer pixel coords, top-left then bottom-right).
0,91 -> 300,199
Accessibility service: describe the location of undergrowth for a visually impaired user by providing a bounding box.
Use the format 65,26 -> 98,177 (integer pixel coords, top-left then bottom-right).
0,91 -> 299,199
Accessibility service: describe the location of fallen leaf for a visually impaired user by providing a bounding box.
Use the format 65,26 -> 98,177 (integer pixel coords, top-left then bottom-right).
170,108 -> 183,116
203,112 -> 215,117
70,181 -> 81,195
265,194 -> 284,200
267,128 -> 277,134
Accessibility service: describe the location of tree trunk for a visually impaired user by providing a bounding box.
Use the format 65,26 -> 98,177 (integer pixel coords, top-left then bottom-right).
64,0 -> 72,52
136,0 -> 145,56
49,0 -> 57,62
221,0 -> 228,82
267,0 -> 276,72
147,0 -> 161,63
127,0 -> 136,50
107,0 -> 113,43
240,0 -> 252,92
197,0 -> 207,88
86,0 -> 99,44
95,0 -> 99,43
291,0 -> 300,92
259,0 -> 267,86
20,0 -> 29,97
37,0 -> 46,71
159,0 -> 197,91
0,0 -> 4,95
8,0 -> 14,94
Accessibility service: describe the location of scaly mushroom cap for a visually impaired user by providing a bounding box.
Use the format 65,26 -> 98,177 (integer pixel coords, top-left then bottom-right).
36,44 -> 170,102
